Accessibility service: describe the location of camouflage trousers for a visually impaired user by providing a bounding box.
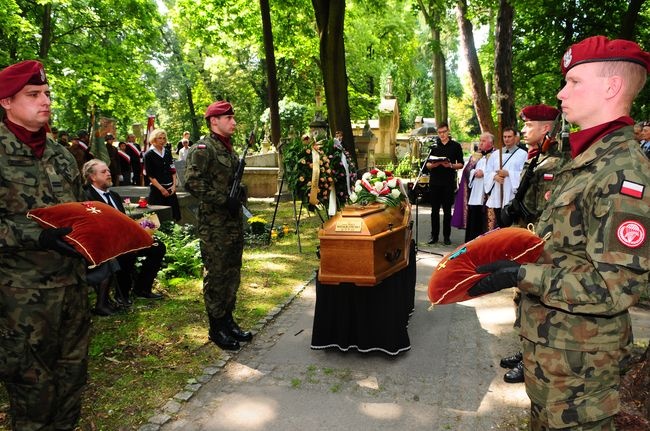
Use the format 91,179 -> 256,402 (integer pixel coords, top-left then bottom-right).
0,283 -> 90,431
522,339 -> 621,430
198,219 -> 244,321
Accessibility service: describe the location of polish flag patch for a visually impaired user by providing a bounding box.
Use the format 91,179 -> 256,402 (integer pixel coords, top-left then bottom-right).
543,173 -> 554,181
620,180 -> 644,199
616,220 -> 646,248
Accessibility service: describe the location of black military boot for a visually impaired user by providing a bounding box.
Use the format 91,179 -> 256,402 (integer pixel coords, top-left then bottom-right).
225,313 -> 253,342
504,361 -> 525,383
208,316 -> 240,351
499,351 -> 522,369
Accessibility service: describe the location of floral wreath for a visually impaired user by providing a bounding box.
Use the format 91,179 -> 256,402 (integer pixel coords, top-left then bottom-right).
283,134 -> 357,214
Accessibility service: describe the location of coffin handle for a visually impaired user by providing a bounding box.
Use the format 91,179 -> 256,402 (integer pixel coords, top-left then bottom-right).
385,248 -> 402,263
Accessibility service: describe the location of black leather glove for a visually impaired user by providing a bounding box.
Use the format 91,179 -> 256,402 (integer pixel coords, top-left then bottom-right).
226,196 -> 241,215
468,260 -> 521,297
38,227 -> 79,257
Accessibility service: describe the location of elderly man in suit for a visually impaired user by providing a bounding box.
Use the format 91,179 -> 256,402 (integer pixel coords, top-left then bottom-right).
81,159 -> 165,314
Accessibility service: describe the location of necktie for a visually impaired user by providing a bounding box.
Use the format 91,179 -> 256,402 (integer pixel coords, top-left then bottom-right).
104,192 -> 115,208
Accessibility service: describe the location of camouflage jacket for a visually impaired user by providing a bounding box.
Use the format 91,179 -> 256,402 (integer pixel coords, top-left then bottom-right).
517,126 -> 650,351
520,145 -> 571,224
183,134 -> 240,221
0,122 -> 85,289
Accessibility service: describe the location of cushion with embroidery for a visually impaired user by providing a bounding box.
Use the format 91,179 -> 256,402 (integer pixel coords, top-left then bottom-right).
428,227 -> 545,305
27,201 -> 154,268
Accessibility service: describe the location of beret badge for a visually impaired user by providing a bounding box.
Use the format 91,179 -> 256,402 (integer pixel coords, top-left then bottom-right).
563,48 -> 572,69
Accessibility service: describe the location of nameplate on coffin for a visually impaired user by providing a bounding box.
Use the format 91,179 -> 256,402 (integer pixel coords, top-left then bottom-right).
335,219 -> 363,232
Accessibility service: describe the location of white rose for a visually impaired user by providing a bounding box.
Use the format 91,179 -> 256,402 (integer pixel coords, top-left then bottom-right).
377,170 -> 386,180
390,188 -> 401,199
362,172 -> 372,181
374,181 -> 384,192
354,184 -> 363,192
355,179 -> 362,186
387,178 -> 397,188
350,192 -> 358,202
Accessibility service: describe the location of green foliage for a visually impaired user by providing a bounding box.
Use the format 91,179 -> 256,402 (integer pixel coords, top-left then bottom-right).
394,155 -> 415,178
155,223 -> 203,280
247,215 -> 268,235
260,98 -> 310,137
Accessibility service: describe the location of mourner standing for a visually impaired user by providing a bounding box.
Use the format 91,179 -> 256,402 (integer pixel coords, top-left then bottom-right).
469,36 -> 650,430
0,60 -> 90,430
425,122 -> 464,245
464,132 -> 494,242
143,128 -> 181,221
184,100 -> 252,351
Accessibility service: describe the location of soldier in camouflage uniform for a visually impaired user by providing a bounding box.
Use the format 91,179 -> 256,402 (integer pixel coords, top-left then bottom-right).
0,61 -> 90,430
184,100 -> 252,351
499,104 -> 569,384
469,36 -> 650,430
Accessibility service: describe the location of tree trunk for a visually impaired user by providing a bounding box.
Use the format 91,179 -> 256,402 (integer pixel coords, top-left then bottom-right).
494,0 -> 515,129
39,3 -> 52,58
456,0 -> 495,135
260,0 -> 281,149
619,0 -> 646,40
417,1 -> 448,126
312,0 -> 356,163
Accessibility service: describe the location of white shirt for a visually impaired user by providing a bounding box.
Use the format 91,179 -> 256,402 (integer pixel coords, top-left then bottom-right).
178,146 -> 190,161
484,146 -> 527,209
467,153 -> 490,206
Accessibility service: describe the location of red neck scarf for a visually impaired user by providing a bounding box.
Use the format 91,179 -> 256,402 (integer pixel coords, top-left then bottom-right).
569,116 -> 634,158
527,147 -> 539,159
212,132 -> 232,153
3,118 -> 47,158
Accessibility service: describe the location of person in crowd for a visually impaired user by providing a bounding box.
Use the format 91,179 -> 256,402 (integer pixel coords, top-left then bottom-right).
104,133 -> 122,186
640,121 -> 650,158
82,159 -> 166,308
484,127 -> 527,229
633,121 -> 643,141
58,129 -> 70,147
125,133 -> 143,185
184,100 -> 252,351
424,122 -> 464,245
0,60 -> 90,430
67,130 -> 93,171
178,138 -> 191,161
176,130 -> 193,154
451,143 -> 482,234
469,35 -> 650,430
464,132 -> 495,242
117,141 -> 133,185
143,128 -> 181,221
497,104 -> 567,384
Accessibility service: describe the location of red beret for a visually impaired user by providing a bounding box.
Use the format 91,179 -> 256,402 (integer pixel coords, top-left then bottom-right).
204,101 -> 234,119
561,35 -> 650,75
520,104 -> 560,122
0,60 -> 48,100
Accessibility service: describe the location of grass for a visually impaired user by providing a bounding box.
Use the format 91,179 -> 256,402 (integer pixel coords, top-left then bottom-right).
0,199 -> 322,430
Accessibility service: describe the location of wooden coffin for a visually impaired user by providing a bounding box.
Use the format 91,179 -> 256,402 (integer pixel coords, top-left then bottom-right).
318,202 -> 413,286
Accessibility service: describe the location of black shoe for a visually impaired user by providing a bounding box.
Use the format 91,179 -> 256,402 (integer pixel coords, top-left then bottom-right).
225,317 -> 253,342
209,328 -> 241,351
500,351 -> 523,369
134,291 -> 163,300
504,361 -> 524,383
427,238 -> 438,245
92,305 -> 116,316
443,238 -> 451,245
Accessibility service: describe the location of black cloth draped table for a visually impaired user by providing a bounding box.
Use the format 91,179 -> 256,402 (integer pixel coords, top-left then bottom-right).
311,241 -> 416,356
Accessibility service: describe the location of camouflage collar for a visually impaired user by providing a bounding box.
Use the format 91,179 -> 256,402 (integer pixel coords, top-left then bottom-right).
569,125 -> 634,168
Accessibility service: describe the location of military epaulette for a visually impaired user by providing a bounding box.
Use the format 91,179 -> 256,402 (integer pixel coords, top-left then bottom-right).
620,180 -> 644,199
197,144 -> 207,149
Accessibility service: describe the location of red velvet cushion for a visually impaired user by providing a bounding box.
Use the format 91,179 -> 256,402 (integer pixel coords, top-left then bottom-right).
428,227 -> 545,305
27,201 -> 154,267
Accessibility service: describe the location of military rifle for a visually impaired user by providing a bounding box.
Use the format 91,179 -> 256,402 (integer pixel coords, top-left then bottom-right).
501,113 -> 562,226
229,130 -> 256,208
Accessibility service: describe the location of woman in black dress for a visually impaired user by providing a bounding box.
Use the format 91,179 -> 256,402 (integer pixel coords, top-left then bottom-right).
143,128 -> 181,221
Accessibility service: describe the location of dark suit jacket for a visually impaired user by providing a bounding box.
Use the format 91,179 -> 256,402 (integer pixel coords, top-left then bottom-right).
82,185 -> 126,213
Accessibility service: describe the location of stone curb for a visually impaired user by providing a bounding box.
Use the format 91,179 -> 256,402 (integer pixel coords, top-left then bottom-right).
137,272 -> 316,431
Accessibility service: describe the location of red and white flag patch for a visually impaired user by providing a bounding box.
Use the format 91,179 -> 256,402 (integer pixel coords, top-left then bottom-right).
620,180 -> 644,199
616,220 -> 646,248
543,173 -> 554,181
